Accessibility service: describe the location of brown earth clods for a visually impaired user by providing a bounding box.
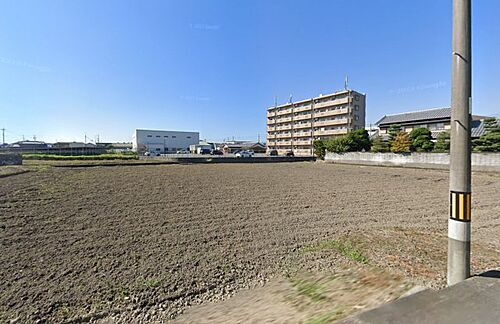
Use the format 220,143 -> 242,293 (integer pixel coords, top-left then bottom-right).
0,162 -> 499,323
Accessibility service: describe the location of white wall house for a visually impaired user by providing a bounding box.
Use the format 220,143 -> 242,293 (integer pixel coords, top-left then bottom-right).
132,129 -> 199,153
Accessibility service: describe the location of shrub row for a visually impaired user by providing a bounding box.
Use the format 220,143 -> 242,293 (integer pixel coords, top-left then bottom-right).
22,153 -> 138,161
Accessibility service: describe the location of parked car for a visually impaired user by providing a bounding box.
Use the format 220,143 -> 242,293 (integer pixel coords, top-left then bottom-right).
268,149 -> 278,156
144,152 -> 151,156
199,148 -> 211,155
235,150 -> 253,158
210,149 -> 223,155
285,150 -> 294,157
176,149 -> 189,154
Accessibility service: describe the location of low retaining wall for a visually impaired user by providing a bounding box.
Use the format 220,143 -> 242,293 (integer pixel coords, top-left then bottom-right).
324,152 -> 500,172
142,156 -> 316,164
0,153 -> 22,166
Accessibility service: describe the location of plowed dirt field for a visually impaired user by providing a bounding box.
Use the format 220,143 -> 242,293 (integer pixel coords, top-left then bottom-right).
1,163 -> 498,322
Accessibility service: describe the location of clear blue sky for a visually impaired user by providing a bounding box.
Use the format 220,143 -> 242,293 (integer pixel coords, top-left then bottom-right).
1,0 -> 499,143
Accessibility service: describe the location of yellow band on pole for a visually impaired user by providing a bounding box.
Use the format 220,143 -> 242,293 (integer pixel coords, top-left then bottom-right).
450,191 -> 471,222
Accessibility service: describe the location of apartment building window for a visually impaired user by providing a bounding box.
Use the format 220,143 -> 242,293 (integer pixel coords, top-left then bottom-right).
147,135 -> 152,137
187,136 -> 191,138
354,115 -> 359,121
164,136 -> 169,138
172,136 -> 177,138
156,135 -> 161,137
354,95 -> 360,101
355,105 -> 359,111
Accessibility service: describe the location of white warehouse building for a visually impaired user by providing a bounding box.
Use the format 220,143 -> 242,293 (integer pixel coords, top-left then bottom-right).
132,129 -> 199,153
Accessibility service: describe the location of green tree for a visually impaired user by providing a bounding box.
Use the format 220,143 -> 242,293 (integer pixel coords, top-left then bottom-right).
391,132 -> 411,153
410,127 -> 434,152
472,118 -> 500,152
346,129 -> 372,152
313,139 -> 326,158
371,135 -> 390,153
388,124 -> 402,144
434,131 -> 450,152
325,136 -> 353,153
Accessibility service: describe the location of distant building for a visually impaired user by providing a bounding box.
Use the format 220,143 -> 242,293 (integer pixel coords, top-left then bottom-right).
365,125 -> 380,138
267,89 -> 366,156
97,142 -> 133,152
189,141 -> 214,154
132,129 -> 199,154
221,141 -> 266,153
376,107 -> 492,139
8,140 -> 49,149
52,142 -> 96,149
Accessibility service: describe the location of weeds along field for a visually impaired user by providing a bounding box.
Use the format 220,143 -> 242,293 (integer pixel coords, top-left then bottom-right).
21,153 -> 138,160
0,163 -> 499,322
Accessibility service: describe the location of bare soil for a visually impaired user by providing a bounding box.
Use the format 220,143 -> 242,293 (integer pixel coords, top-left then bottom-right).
0,163 -> 498,323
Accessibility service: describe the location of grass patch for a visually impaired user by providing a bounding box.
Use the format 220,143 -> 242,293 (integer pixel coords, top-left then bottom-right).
22,153 -> 138,161
142,278 -> 161,288
291,278 -> 327,302
303,240 -> 369,264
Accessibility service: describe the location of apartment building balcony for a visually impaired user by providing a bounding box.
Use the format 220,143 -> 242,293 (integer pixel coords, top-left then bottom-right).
293,149 -> 313,156
276,133 -> 292,139
266,111 -> 276,118
267,134 -> 276,139
267,119 -> 276,125
266,126 -> 277,131
294,114 -> 312,121
314,118 -> 349,127
294,105 -> 312,113
276,108 -> 293,116
276,141 -> 292,146
293,131 -> 312,137
267,141 -> 277,146
276,117 -> 292,123
294,122 -> 312,129
314,97 -> 350,109
313,129 -> 348,136
314,108 -> 349,118
293,139 -> 312,146
275,125 -> 292,131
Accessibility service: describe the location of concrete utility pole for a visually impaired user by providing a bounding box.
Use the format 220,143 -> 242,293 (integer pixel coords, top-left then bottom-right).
448,0 -> 472,286
1,128 -> 5,145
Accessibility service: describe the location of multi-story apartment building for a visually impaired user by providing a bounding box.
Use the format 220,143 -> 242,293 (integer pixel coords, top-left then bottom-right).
266,89 -> 366,156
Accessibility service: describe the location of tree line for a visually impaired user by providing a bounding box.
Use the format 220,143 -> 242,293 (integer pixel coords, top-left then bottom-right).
313,117 -> 500,158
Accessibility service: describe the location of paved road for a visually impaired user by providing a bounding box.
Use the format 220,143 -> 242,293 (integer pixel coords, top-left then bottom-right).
343,272 -> 500,324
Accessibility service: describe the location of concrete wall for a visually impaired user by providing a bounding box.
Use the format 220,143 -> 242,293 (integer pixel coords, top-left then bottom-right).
324,152 -> 500,172
142,156 -> 316,164
0,153 -> 22,166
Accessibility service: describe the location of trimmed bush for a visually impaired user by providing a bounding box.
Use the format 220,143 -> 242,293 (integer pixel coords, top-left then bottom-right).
434,131 -> 450,152
391,132 -> 411,153
371,136 -> 390,153
410,128 -> 434,152
472,118 -> 500,152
